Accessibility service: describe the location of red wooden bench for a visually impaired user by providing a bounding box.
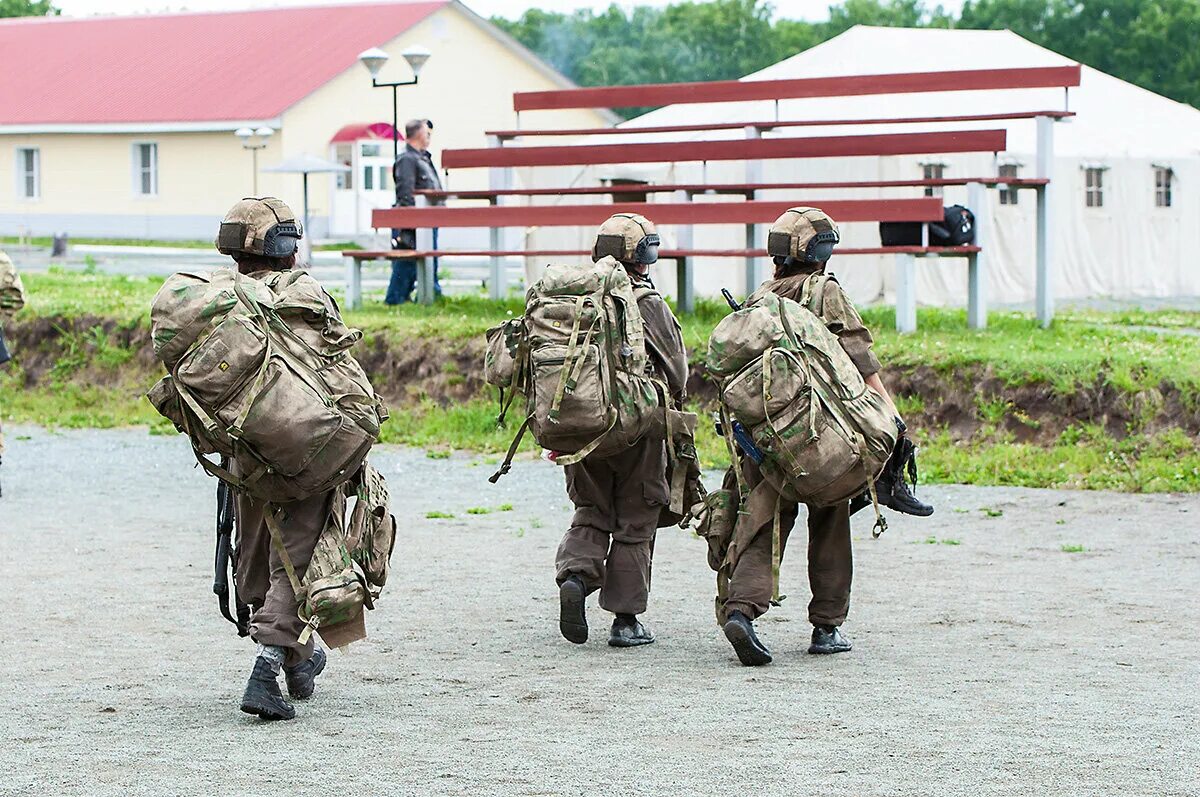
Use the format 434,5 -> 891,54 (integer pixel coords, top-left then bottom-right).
346,196 -> 991,330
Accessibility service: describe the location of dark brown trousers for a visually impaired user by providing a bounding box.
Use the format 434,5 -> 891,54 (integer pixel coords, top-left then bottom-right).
556,437 -> 668,616
234,488 -> 332,668
721,462 -> 853,628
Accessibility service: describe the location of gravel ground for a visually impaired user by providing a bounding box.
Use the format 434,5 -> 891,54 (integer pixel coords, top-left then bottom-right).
0,427 -> 1197,797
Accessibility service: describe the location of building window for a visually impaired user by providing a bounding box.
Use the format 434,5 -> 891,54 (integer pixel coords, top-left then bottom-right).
1155,167 -> 1173,208
134,142 -> 158,196
922,163 -> 945,197
1085,167 -> 1104,208
16,147 -> 39,199
998,164 -> 1019,206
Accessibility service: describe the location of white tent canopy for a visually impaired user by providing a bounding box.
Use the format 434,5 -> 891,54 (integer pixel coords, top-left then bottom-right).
529,26 -> 1200,308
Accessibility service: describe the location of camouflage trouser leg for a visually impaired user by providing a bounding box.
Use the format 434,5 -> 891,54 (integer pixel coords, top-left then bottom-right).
556,437 -> 669,616
722,461 -> 853,627
234,487 -> 333,668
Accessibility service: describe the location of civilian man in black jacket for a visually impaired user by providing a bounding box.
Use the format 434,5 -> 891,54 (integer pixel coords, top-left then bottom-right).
387,118 -> 444,304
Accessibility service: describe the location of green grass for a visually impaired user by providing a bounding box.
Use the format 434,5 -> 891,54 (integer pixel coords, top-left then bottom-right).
5,273 -> 1200,493
1061,544 -> 1086,553
16,272 -> 1200,400
425,510 -> 455,519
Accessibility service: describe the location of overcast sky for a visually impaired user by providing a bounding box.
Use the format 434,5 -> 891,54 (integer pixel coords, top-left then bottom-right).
53,0 -> 962,23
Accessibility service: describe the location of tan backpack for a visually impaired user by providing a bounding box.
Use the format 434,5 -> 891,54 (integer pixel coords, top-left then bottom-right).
488,256 -> 666,481
0,251 -> 25,321
147,268 -> 387,503
707,275 -> 896,511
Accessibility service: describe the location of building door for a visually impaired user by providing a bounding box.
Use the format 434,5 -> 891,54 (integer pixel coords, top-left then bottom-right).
329,140 -> 397,237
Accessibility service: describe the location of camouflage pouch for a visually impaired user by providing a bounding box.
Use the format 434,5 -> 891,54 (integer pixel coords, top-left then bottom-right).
659,408 -> 704,528
343,462 -> 396,591
483,317 -> 524,390
694,487 -> 738,572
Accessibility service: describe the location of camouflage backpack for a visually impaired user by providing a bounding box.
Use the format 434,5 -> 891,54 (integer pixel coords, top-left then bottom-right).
147,267 -> 388,503
488,256 -> 666,481
0,250 -> 25,321
268,461 -> 397,643
707,274 -> 897,518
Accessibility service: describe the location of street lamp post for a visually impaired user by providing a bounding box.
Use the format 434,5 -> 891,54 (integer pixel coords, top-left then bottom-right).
357,45 -> 432,163
235,126 -> 275,194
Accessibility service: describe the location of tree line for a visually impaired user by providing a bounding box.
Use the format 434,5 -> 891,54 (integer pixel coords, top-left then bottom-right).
492,0 -> 1200,115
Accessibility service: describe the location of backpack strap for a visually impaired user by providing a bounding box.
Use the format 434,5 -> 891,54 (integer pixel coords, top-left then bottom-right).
488,416 -> 530,483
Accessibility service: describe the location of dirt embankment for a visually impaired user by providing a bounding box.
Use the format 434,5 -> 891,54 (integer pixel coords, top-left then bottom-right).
8,315 -> 1199,444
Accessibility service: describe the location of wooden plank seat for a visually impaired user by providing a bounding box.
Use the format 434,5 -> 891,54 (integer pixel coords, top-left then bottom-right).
486,111 -> 1075,140
372,197 -> 944,228
414,177 -> 1049,202
512,65 -> 1081,112
441,129 -> 1007,169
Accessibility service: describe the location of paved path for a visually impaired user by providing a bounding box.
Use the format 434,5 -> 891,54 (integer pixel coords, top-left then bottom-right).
0,427 -> 1196,796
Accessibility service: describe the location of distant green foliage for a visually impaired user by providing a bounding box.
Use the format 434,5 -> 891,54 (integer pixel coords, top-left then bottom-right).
0,0 -> 58,17
495,0 -> 1200,114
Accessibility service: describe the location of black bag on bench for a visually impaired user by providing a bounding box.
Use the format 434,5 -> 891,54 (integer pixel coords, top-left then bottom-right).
880,204 -> 975,247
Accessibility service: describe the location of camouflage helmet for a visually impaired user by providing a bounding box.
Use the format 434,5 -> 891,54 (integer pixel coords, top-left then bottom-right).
592,213 -> 661,265
215,197 -> 303,258
767,206 -> 840,264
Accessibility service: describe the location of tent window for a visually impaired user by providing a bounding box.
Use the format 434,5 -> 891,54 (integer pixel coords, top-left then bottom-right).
1155,168 -> 1173,208
922,164 -> 945,197
335,143 -> 353,190
133,143 -> 158,196
363,164 -> 374,191
998,164 -> 1019,206
1085,168 -> 1104,208
17,147 -> 39,199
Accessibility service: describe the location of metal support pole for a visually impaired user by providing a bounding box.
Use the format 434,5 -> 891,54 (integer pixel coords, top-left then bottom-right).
1035,115 -> 1055,328
895,253 -> 917,333
487,134 -> 509,299
676,194 -> 696,312
418,256 -> 435,305
743,126 -> 763,296
251,147 -> 259,195
673,189 -> 695,313
344,256 -> 362,311
965,180 -> 989,329
392,86 -> 400,164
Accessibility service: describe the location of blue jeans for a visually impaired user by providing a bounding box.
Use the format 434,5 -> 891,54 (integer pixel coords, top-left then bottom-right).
385,259 -> 417,305
385,228 -> 441,305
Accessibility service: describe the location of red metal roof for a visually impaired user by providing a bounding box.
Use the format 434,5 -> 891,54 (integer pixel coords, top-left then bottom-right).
330,121 -> 399,142
0,1 -> 447,126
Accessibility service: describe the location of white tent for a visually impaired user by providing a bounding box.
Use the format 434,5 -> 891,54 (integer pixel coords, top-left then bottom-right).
526,26 -> 1200,308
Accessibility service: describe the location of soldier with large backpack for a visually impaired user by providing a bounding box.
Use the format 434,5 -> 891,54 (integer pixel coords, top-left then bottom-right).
701,207 -> 932,667
487,213 -> 689,647
148,198 -> 394,721
0,249 -> 27,497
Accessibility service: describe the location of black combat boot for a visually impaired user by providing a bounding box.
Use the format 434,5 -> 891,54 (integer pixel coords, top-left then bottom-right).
283,646 -> 327,700
808,625 -> 852,655
608,613 -> 655,647
722,610 -> 772,666
240,656 -> 296,720
876,435 -> 934,516
559,575 -> 588,644
850,433 -> 934,518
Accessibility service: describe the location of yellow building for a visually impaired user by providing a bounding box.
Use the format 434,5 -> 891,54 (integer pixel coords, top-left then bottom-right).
0,1 -> 610,240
